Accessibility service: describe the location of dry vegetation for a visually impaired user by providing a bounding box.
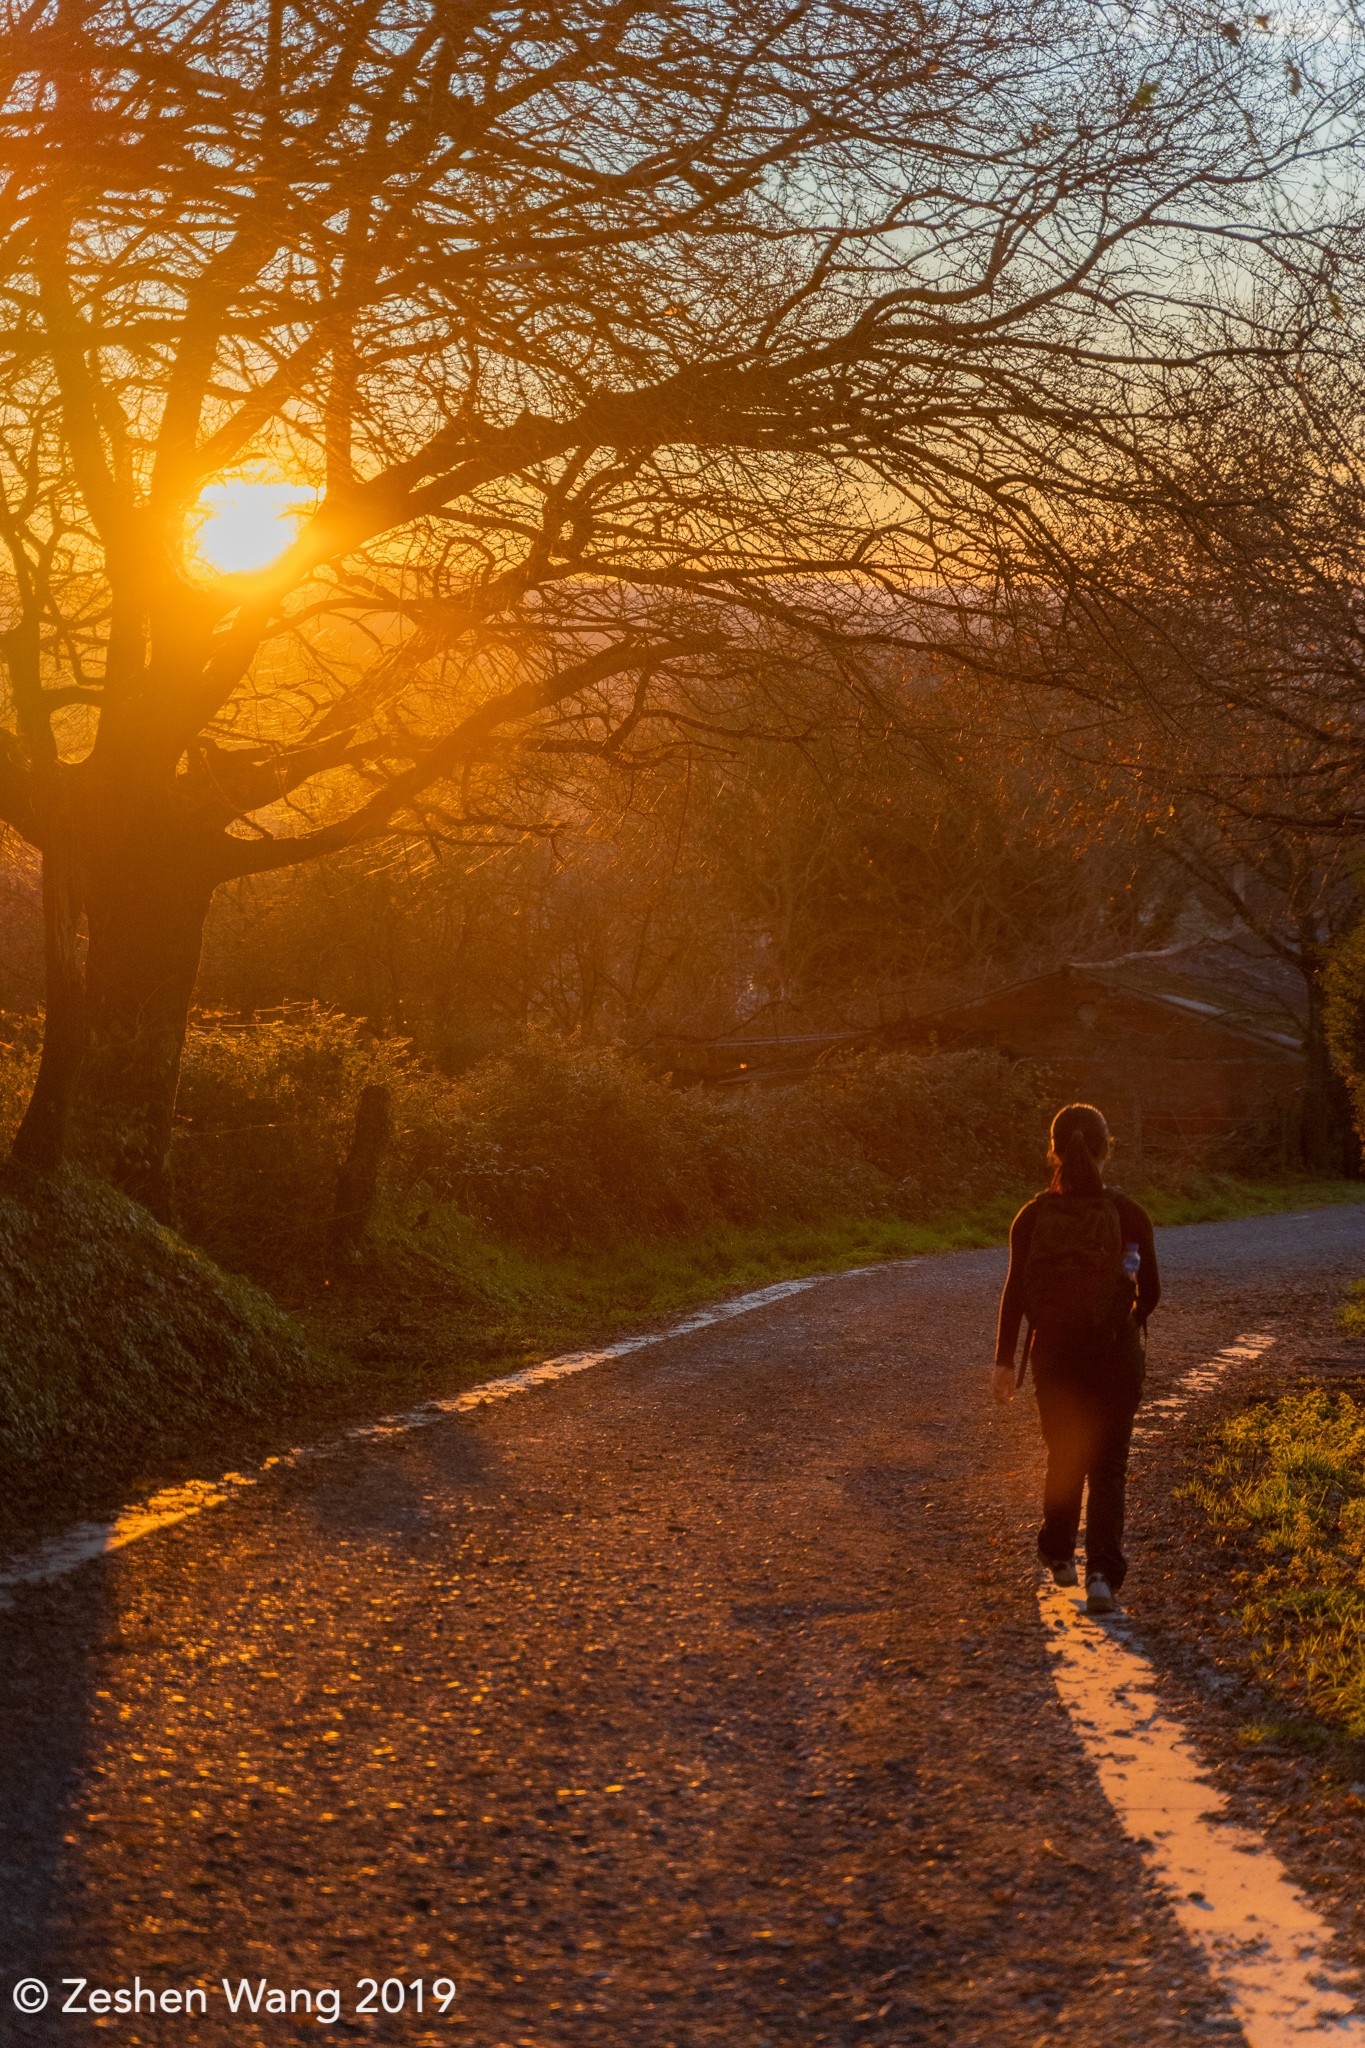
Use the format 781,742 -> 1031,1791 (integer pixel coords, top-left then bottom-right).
162,1012 -> 1048,1274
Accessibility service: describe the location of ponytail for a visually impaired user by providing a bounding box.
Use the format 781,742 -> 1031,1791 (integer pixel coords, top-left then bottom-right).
1047,1102 -> 1110,1196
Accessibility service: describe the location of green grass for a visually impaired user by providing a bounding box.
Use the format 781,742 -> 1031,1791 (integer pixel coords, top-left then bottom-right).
0,1162 -> 330,1533
6,1166 -> 1363,1534
396,1173 -> 1365,1356
1136,1174 -> 1365,1229
1236,1717 -> 1333,1753
1183,1387 -> 1365,1741
394,1199 -> 1024,1350
303,1172 -> 1365,1399
1341,1278 -> 1365,1338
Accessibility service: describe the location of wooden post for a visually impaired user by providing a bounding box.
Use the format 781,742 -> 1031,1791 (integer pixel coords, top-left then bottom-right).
329,1081 -> 392,1265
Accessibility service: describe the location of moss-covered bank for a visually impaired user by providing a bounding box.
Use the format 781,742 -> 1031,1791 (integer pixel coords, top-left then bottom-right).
3,1160 -> 1362,1538
0,1164 -> 324,1526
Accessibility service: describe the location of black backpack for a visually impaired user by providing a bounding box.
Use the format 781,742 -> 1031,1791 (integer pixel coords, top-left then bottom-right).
1020,1193 -> 1129,1351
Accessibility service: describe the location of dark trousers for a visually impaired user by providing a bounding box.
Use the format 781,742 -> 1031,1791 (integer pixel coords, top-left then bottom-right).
1034,1366 -> 1141,1590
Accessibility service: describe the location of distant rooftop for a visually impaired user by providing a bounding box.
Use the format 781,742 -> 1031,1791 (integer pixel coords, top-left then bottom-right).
1070,939 -> 1306,1052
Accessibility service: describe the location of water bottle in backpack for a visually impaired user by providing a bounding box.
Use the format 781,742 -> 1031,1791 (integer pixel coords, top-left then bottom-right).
1121,1241 -> 1141,1321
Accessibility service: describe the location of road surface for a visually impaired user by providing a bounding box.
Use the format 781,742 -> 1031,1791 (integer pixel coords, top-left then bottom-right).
1,1206 -> 1362,2046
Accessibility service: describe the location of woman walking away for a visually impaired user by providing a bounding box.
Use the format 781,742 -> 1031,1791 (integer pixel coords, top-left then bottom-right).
993,1103 -> 1160,1616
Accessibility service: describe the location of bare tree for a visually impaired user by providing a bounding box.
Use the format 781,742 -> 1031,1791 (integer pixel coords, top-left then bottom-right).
988,312 -> 1365,1168
1154,808 -> 1358,1169
0,0 -> 1344,1209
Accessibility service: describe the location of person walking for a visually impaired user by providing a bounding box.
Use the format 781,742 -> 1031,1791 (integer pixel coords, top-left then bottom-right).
993,1102 -> 1160,1615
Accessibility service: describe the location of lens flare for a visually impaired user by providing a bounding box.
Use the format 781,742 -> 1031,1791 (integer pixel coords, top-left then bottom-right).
194,480 -> 304,574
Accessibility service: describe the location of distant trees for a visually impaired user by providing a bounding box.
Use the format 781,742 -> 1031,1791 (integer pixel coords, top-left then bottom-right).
1002,326 -> 1365,1169
1154,811 -> 1359,1171
197,683 -> 1162,1051
0,0 -> 1350,1207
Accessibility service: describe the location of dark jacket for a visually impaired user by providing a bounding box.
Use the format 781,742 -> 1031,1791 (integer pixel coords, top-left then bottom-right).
995,1188 -> 1160,1374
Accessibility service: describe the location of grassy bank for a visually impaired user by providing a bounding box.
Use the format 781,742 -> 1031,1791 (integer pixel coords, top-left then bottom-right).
352,1172 -> 1365,1356
3,995 -> 1363,1533
0,1163 -> 330,1535
1140,1176 -> 1365,1228
1183,1385 -> 1365,1742
6,1167 -> 1364,1533
294,1172 -> 1365,1406
1340,1279 -> 1365,1339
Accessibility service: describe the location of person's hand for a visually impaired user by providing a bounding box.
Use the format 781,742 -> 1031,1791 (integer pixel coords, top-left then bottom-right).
992,1364 -> 1016,1406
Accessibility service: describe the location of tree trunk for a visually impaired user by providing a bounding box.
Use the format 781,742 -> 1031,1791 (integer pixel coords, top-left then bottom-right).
1299,972 -> 1360,1178
74,857 -> 215,1219
11,795 -> 85,1173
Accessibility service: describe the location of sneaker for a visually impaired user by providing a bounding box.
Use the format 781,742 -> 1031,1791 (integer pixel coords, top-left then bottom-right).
1044,1557 -> 1079,1588
1086,1574 -> 1119,1616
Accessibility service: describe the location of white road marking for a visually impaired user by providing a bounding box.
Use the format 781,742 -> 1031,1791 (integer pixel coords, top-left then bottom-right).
9,1229 -> 1364,2035
1041,1330 -> 1365,2042
0,1479 -> 253,1595
0,1265 -> 894,1607
1130,1334 -> 1276,1445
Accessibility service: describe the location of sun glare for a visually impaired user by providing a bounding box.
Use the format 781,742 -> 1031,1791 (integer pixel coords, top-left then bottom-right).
194,480 -> 306,574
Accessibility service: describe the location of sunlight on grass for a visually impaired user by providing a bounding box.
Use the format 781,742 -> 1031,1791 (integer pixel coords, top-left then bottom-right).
1341,1278 -> 1365,1338
398,1201 -> 1020,1356
1237,1718 -> 1331,1752
1139,1176 -> 1365,1230
1185,1387 -> 1365,1741
391,1176 -> 1365,1371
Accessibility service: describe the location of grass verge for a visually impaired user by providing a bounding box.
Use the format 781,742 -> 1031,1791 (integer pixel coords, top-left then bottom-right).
1182,1385 -> 1365,1741
380,1171 -> 1365,1348
1137,1174 -> 1365,1229
1341,1280 -> 1365,1339
4,1169 -> 1362,1539
296,1173 -> 1365,1414
0,1162 -> 332,1536
401,1197 -> 1025,1337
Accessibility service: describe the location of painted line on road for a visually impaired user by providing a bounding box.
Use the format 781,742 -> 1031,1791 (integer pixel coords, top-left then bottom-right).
0,1263 -> 899,1607
1041,1330 -> 1365,2044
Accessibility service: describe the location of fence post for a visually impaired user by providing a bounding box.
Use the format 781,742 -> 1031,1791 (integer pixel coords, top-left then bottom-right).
329,1081 -> 392,1266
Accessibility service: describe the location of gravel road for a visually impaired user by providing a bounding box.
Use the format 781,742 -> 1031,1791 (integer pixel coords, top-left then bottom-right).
1,1205 -> 1362,2047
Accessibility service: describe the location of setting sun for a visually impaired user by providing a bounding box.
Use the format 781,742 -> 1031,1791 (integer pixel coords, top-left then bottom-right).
193,479 -> 306,574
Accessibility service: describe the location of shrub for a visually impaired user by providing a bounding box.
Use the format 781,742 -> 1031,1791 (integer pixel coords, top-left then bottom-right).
403,1041 -> 1047,1252
804,1046 -> 1049,1211
695,1084 -> 884,1229
1,1011 -> 1052,1272
403,1037 -> 723,1248
171,1005 -> 422,1274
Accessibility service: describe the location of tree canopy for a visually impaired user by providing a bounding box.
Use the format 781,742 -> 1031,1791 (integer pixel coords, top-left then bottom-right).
0,0 -> 1351,1196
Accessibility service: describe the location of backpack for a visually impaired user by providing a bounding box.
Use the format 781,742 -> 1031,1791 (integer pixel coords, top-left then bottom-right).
1020,1193 -> 1129,1351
